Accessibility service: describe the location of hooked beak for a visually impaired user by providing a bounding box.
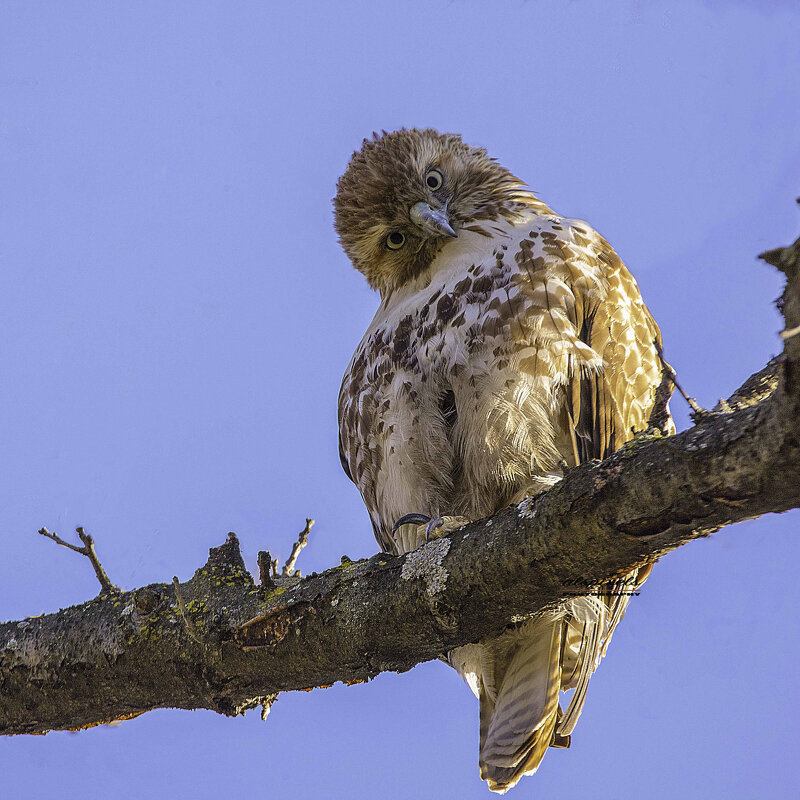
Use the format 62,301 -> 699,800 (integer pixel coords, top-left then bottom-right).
410,201 -> 457,239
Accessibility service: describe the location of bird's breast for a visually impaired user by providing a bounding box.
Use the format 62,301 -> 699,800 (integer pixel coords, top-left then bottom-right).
339,211 -> 614,534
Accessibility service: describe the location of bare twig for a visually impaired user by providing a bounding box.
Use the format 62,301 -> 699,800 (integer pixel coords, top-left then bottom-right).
780,323 -> 800,340
37,526 -> 118,594
172,577 -> 205,647
281,518 -> 315,577
654,340 -> 709,420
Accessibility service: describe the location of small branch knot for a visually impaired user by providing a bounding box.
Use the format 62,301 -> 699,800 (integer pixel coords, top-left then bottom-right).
205,532 -> 248,575
257,551 -> 277,591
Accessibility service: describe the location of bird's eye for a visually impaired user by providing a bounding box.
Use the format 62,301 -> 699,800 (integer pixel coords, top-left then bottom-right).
425,169 -> 444,191
385,231 -> 406,250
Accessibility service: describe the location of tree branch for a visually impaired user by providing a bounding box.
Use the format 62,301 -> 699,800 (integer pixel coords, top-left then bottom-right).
36,526 -> 118,595
1,224 -> 799,737
280,518 -> 315,577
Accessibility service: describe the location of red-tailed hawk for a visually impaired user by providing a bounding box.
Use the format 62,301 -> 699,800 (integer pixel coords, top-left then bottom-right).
335,129 -> 672,792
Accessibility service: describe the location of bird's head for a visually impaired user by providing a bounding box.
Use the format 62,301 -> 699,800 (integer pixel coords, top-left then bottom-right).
334,128 -> 525,294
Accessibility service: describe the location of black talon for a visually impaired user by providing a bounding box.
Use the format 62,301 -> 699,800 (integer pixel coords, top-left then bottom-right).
425,517 -> 445,541
392,513 -> 432,534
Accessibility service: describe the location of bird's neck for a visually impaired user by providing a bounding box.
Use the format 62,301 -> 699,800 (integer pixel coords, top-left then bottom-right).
379,199 -> 554,307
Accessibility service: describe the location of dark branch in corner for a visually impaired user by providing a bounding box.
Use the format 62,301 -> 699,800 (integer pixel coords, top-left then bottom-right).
1,220 -> 799,737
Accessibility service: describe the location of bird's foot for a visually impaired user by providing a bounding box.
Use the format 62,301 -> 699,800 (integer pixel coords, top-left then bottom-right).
392,513 -> 471,551
423,515 -> 471,541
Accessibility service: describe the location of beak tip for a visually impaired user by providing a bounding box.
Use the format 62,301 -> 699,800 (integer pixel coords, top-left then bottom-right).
410,201 -> 457,240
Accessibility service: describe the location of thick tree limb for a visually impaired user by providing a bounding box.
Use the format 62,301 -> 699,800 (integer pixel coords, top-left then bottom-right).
1,226 -> 799,737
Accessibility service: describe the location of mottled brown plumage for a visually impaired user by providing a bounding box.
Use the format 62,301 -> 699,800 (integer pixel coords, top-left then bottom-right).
335,129 -> 672,792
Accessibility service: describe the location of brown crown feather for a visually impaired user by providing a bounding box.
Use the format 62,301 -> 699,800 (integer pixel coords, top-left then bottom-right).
334,128 -> 526,294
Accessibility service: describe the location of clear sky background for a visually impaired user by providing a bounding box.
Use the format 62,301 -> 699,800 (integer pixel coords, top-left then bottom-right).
1,2 -> 799,798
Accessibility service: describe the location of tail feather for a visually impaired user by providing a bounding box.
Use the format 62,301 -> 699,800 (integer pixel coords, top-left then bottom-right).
558,597 -> 605,735
479,615 -> 562,791
450,565 -> 654,793
482,712 -> 558,794
598,564 -> 653,659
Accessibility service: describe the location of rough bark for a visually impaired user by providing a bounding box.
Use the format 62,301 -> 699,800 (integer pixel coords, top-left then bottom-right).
1,223 -> 799,737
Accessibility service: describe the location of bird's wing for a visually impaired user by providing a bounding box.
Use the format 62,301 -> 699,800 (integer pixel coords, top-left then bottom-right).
555,222 -> 671,720
478,218 -> 673,792
561,226 -> 672,463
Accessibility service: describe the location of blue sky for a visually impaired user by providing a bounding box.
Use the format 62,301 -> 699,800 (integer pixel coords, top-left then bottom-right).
1,1 -> 799,798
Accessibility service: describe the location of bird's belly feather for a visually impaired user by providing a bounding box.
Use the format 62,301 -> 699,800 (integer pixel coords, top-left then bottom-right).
340,215 -> 612,549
